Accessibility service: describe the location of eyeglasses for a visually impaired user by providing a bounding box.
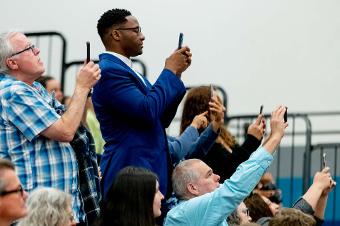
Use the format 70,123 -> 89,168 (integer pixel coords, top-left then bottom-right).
241,208 -> 250,216
116,26 -> 142,34
0,185 -> 24,197
10,44 -> 36,57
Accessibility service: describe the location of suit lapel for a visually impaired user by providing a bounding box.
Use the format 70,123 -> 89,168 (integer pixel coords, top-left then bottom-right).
99,53 -> 150,91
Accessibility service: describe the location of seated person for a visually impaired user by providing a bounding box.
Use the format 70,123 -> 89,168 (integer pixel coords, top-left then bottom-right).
164,106 -> 288,226
168,95 -> 225,165
0,159 -> 28,226
247,167 -> 336,226
97,166 -> 164,226
18,187 -> 76,226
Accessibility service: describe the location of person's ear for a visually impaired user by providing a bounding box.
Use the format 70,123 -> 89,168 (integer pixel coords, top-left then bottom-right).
111,30 -> 121,41
187,183 -> 199,196
6,58 -> 19,70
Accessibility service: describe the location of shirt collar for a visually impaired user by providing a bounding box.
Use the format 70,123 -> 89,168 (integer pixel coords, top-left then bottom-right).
104,51 -> 132,68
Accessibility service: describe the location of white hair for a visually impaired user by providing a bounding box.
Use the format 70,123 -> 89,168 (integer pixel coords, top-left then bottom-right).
0,30 -> 20,74
17,187 -> 71,226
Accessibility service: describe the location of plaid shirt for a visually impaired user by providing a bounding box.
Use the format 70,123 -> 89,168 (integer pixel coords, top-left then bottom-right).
0,74 -> 85,223
70,125 -> 102,226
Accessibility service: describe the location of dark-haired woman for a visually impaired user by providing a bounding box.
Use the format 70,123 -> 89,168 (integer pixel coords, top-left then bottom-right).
97,167 -> 164,226
180,86 -> 265,182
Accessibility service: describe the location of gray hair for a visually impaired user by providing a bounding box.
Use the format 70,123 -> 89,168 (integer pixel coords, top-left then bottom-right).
0,31 -> 19,74
172,159 -> 201,200
17,187 -> 71,226
0,158 -> 15,194
227,209 -> 240,226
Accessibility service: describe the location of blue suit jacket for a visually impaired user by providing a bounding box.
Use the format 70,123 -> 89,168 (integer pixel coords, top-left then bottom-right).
92,53 -> 186,199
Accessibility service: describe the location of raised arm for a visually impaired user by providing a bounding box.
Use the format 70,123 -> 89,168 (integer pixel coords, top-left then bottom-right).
40,62 -> 100,142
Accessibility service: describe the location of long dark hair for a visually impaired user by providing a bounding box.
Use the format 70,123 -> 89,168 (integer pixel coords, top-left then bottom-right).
97,167 -> 158,226
180,86 -> 236,148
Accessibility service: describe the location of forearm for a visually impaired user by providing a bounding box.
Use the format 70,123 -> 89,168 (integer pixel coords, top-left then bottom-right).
59,86 -> 89,139
314,194 -> 328,220
302,183 -> 324,211
188,124 -> 218,159
263,134 -> 281,154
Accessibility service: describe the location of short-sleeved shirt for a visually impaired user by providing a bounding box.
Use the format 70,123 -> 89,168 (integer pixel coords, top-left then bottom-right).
0,74 -> 84,222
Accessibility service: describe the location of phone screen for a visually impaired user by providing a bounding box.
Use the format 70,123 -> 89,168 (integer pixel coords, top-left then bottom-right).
86,41 -> 90,63
322,153 -> 327,168
178,33 -> 183,50
284,107 -> 288,122
260,105 -> 263,114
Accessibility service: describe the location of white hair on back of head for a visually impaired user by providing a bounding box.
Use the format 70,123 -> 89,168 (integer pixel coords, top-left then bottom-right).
17,187 -> 71,226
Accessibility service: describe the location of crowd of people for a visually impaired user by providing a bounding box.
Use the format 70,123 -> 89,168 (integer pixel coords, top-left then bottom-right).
0,7 -> 336,226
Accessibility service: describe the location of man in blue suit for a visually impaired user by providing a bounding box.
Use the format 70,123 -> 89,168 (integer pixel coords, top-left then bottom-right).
93,8 -> 192,200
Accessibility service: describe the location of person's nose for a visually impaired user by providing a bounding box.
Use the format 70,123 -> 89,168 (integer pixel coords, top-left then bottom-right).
33,46 -> 40,55
22,190 -> 28,201
140,32 -> 145,41
214,174 -> 220,182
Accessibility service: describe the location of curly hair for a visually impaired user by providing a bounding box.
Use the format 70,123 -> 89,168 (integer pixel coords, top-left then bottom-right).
18,187 -> 71,226
97,8 -> 131,43
180,86 -> 236,148
269,208 -> 316,226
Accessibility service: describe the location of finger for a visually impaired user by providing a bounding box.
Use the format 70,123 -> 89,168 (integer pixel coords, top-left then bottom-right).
255,114 -> 262,125
200,111 -> 209,116
322,167 -> 330,173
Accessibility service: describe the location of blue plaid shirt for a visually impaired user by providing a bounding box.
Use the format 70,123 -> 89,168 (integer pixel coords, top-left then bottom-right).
0,74 -> 85,223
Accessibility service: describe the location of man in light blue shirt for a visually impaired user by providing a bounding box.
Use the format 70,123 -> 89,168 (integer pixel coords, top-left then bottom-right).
164,106 -> 288,226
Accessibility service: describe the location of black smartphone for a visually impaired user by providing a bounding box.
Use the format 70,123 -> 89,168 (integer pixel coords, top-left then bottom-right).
86,41 -> 90,63
178,33 -> 184,50
260,105 -> 263,114
284,107 -> 288,122
322,153 -> 327,168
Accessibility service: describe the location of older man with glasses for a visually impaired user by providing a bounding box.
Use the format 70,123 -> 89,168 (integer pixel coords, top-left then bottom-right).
0,159 -> 28,226
0,31 -> 101,225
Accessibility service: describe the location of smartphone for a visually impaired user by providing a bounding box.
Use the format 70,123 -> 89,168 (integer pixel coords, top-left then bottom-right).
86,41 -> 90,63
86,41 -> 92,97
260,105 -> 263,114
210,84 -> 214,99
322,153 -> 327,168
283,107 -> 288,122
178,33 -> 184,50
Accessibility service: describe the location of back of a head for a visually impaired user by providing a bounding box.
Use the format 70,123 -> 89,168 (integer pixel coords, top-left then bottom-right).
268,208 -> 316,226
180,86 -> 211,134
245,193 -> 274,222
97,8 -> 131,47
17,187 -> 71,226
98,166 -> 157,226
